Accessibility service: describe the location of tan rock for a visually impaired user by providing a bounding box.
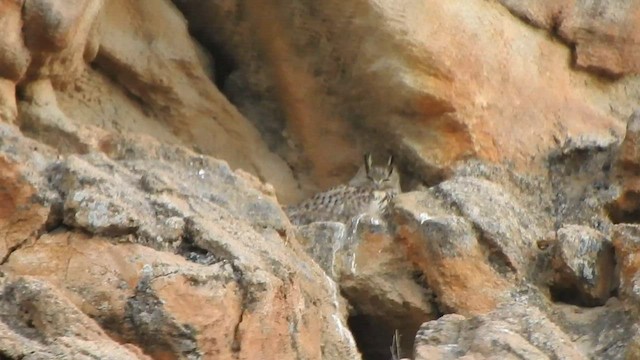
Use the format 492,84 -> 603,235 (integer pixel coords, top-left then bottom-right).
500,0 -> 640,77
3,0 -> 640,358
625,326 -> 640,360
2,0 -> 301,204
0,275 -> 149,359
612,224 -> 640,307
412,304 -> 585,360
437,176 -> 545,275
94,0 -> 301,203
610,110 -> 640,223
393,191 -> 512,315
19,78 -> 105,153
21,0 -> 103,85
0,154 -> 50,262
5,231 -> 360,359
0,1 -> 29,124
550,225 -> 616,306
0,126 -> 360,359
176,0 -> 628,195
0,0 -> 30,82
0,123 -> 59,262
296,218 -> 436,359
0,79 -> 18,123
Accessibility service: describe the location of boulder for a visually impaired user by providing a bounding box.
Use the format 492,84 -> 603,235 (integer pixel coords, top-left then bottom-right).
296,217 -> 435,360
613,224 -> 640,307
0,275 -> 149,359
1,128 -> 361,359
499,1 -> 640,77
550,225 -> 615,306
392,190 -> 512,315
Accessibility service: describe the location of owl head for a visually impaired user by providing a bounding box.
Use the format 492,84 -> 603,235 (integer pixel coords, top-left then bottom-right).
349,153 -> 400,192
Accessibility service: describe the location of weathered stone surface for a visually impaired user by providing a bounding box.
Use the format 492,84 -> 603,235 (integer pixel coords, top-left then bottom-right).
553,298 -> 634,360
625,326 -> 640,360
39,133 -> 291,248
0,1 -> 29,124
393,190 -> 512,315
613,224 -> 640,307
436,176 -> 545,275
0,123 -> 59,262
1,127 -> 361,359
295,221 -> 347,277
413,295 -> 634,360
21,0 -> 103,85
616,110 -> 640,172
0,275 -> 149,359
19,79 -> 106,154
548,133 -> 619,233
176,0 -> 630,197
0,79 -> 18,124
499,1 -> 640,77
0,0 -> 30,82
609,110 -> 640,223
550,225 -> 616,306
0,0 -> 300,204
296,217 -> 435,360
414,306 -> 583,360
93,0 -> 301,203
2,0 -> 640,358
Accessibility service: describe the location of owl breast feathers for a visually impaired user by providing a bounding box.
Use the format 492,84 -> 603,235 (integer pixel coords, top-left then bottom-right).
285,154 -> 400,226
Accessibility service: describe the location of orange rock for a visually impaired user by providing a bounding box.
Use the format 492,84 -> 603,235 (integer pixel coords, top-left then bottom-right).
501,1 -> 640,77
177,0 -> 627,193
0,155 -> 50,262
612,224 -> 640,307
5,232 -> 360,359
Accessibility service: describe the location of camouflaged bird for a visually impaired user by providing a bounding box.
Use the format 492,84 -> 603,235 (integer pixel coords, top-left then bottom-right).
286,153 -> 401,226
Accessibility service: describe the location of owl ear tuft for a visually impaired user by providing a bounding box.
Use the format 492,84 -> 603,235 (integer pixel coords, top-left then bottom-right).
386,155 -> 394,177
364,153 -> 373,175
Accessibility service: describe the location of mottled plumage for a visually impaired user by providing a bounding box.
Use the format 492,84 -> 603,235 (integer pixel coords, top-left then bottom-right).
286,154 -> 400,225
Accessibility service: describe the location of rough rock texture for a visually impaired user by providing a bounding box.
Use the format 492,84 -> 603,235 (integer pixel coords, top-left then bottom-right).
92,0 -> 301,203
393,190 -> 514,315
548,132 -> 619,234
296,218 -> 435,359
613,224 -> 640,306
0,276 -> 149,359
550,225 -> 616,306
609,109 -> 640,223
1,0 -> 640,359
175,0 -> 631,196
413,309 -> 583,359
413,297 -> 634,360
499,1 -> 640,77
0,123 -> 359,359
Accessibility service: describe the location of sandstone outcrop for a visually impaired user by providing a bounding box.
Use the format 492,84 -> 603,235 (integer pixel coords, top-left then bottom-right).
499,0 -> 640,78
175,0 -> 630,194
0,123 -> 359,359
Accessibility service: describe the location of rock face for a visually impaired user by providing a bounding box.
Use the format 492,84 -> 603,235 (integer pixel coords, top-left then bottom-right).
413,309 -> 584,359
499,1 -> 640,77
175,0 -> 629,194
1,0 -> 640,359
0,276 -> 150,359
613,225 -> 640,306
412,297 -> 634,360
609,110 -> 640,223
550,225 -> 616,306
296,218 -> 435,359
0,123 -> 360,359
